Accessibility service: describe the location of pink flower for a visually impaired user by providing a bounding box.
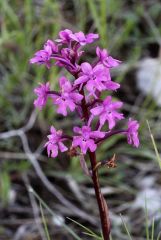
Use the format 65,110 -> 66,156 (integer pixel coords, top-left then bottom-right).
74,63 -> 119,97
70,31 -> 99,46
56,29 -> 98,46
56,29 -> 73,44
126,118 -> 139,147
30,40 -> 58,68
90,96 -> 124,130
72,126 -> 105,154
96,47 -> 121,68
52,77 -> 83,116
45,126 -> 68,158
34,82 -> 50,109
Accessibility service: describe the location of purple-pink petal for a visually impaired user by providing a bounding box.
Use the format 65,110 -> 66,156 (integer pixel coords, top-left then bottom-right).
73,127 -> 81,134
90,96 -> 124,130
96,47 -> 121,68
45,126 -> 68,158
44,40 -> 58,54
30,40 -> 58,68
126,118 -> 139,148
90,130 -> 105,139
74,75 -> 88,85
86,139 -> 97,152
105,56 -> 121,68
69,31 -> 99,46
33,82 -> 50,110
58,142 -> 68,152
51,144 -> 59,158
56,29 -> 73,43
81,62 -> 93,74
86,33 -> 99,43
72,125 -> 104,154
52,77 -> 83,116
56,101 -> 68,116
90,106 -> 104,116
104,81 -> 120,91
70,92 -> 83,102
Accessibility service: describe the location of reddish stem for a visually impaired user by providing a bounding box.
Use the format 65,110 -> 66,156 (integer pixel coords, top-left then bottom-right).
46,90 -> 61,96
88,151 -> 110,240
96,129 -> 127,144
80,88 -> 111,240
62,134 -> 73,141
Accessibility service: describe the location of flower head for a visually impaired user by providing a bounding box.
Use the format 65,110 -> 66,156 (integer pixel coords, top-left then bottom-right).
30,40 -> 58,68
52,77 -> 83,116
90,96 -> 124,130
70,32 -> 99,46
30,29 -> 140,163
72,126 -> 105,154
126,118 -> 139,147
45,126 -> 68,158
96,47 -> 121,68
34,82 -> 50,109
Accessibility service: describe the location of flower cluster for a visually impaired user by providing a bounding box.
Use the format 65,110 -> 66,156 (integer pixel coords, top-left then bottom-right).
30,29 -> 140,158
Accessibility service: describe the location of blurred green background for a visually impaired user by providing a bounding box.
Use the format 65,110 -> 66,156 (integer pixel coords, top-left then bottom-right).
0,0 -> 161,239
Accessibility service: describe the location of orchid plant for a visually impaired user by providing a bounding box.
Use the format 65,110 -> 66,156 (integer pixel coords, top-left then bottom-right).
30,29 -> 139,240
